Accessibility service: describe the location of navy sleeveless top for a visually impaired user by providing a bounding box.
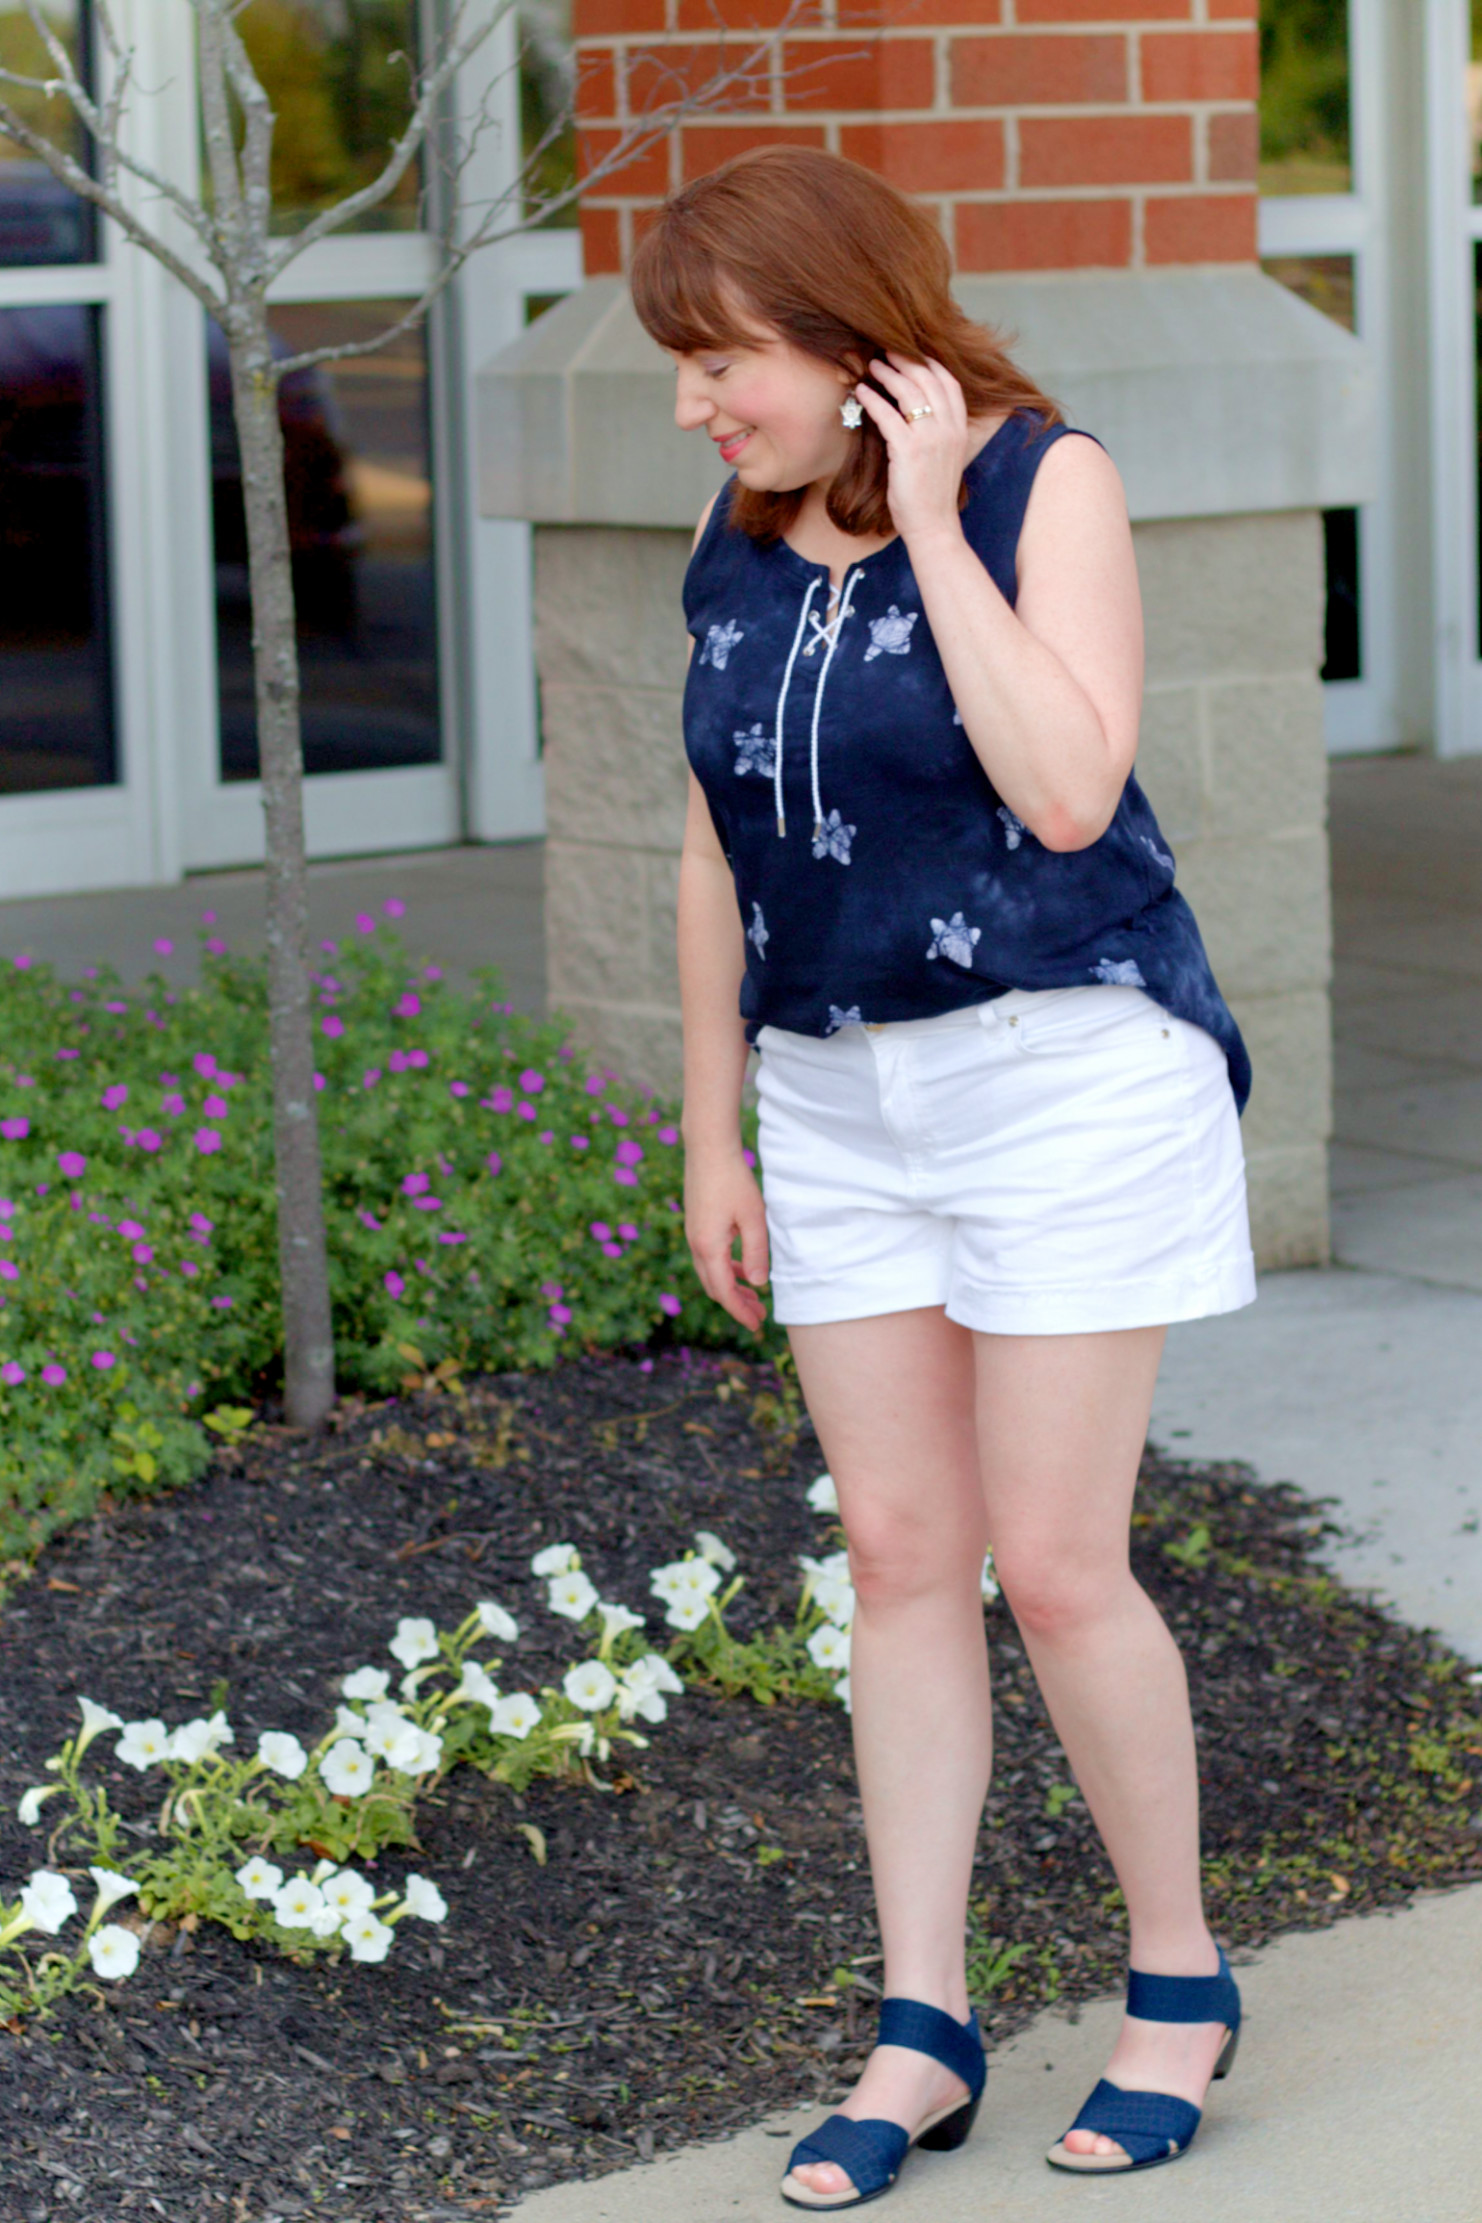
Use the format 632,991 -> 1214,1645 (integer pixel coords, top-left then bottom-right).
682,411 -> 1251,1114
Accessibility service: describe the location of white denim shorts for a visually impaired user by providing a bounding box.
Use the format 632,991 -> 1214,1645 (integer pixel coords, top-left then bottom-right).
754,986 -> 1256,1337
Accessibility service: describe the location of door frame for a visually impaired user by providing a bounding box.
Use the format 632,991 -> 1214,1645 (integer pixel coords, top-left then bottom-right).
1426,0 -> 1480,759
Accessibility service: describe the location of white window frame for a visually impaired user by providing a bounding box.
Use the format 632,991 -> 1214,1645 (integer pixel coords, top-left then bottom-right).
1426,0 -> 1480,759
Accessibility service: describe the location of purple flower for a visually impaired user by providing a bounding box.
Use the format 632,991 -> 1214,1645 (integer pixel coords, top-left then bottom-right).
136,1130 -> 162,1153
424,963 -> 443,981
132,1244 -> 154,1265
589,1222 -> 612,1243
538,1130 -> 554,1145
613,1167 -> 638,1188
658,1125 -> 679,1145
357,1209 -> 382,1231
1,1360 -> 24,1385
12,954 -> 31,971
486,1086 -> 513,1114
407,1049 -> 429,1070
55,1048 -> 79,1060
618,1222 -> 639,1240
658,1294 -> 682,1317
394,993 -> 420,1019
742,1147 -> 757,1168
602,1241 -> 624,1259
319,937 -> 336,952
517,1103 -> 537,1123
189,1213 -> 213,1237
211,1296 -> 234,1310
322,1014 -> 345,1038
194,1129 -> 222,1155
180,1260 -> 198,1278
436,1231 -> 469,1246
205,938 -> 226,956
312,1074 -> 326,1093
363,1069 -> 381,1089
90,1350 -> 116,1370
584,1075 -> 604,1096
0,1262 -> 17,1282
402,1172 -> 430,1196
153,937 -> 173,956
118,1220 -> 144,1239
638,1357 -> 655,1373
449,1081 -> 469,1099
193,1053 -> 217,1078
161,1092 -> 186,1117
40,1363 -> 65,1386
519,1069 -> 545,1095
203,1094 -> 227,1118
1,1118 -> 30,1142
549,1303 -> 572,1326
615,1139 -> 644,1167
384,1270 -> 405,1299
413,1196 -> 442,1212
383,897 -> 405,918
486,1152 -> 501,1176
105,1000 -> 127,1015
388,1049 -> 408,1073
608,1107 -> 630,1127
539,1280 -> 563,1301
33,1182 -> 47,1196
356,912 -> 376,935
202,910 -> 217,924
57,1151 -> 86,1179
571,1135 -> 589,1150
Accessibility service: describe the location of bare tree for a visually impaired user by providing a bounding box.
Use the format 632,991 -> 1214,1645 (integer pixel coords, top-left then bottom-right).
0,0 -> 801,1428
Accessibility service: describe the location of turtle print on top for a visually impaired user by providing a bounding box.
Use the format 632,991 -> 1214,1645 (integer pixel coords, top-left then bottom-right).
682,410 -> 1252,1113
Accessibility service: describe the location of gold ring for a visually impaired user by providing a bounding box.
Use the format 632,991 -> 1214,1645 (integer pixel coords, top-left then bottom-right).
906,405 -> 933,422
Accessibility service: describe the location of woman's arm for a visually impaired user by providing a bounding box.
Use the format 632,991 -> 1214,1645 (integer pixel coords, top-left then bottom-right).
854,356 -> 1144,854
677,501 -> 770,1332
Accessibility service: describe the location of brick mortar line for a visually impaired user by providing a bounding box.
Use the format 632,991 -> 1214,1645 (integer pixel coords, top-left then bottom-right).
575,23 -> 1255,50
580,101 -> 1259,123
582,182 -> 1257,201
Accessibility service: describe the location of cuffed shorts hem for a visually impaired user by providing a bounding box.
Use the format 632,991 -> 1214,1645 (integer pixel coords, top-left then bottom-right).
771,1255 -> 1256,1335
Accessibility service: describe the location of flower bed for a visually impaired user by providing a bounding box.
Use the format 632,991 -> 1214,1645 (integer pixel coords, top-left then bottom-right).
0,908 -> 755,1569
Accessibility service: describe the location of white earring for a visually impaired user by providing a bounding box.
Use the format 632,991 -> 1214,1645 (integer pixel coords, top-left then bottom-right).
840,395 -> 864,430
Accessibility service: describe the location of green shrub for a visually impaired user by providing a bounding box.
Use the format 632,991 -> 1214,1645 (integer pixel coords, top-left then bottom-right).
0,909 -> 761,1566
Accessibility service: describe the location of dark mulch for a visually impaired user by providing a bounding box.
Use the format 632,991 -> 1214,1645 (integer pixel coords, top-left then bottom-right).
1,1350 -> 1480,2223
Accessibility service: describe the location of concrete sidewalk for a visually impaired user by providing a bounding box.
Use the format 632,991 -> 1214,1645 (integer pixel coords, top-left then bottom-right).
514,1883 -> 1482,2223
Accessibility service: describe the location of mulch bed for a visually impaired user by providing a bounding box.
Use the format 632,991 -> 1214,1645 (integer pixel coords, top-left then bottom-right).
1,1349 -> 1480,2223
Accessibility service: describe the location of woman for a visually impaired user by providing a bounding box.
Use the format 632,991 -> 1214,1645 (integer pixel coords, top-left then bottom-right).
630,147 -> 1250,2208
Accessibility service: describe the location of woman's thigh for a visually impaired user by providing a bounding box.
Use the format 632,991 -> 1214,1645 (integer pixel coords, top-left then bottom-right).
788,1307 -> 987,1591
973,1326 -> 1167,1619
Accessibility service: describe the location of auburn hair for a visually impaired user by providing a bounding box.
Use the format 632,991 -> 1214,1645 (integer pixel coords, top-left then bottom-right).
629,146 -> 1062,543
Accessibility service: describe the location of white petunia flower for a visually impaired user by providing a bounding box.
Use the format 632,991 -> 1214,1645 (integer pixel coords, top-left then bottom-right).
399,1663 -> 442,1701
547,1570 -> 600,1623
87,1867 -> 139,1915
167,1711 -> 234,1765
531,1542 -> 579,1578
834,1675 -> 853,1712
257,1731 -> 309,1781
980,1552 -> 1000,1603
343,1666 -> 391,1702
319,1868 -> 376,1922
19,1871 -> 77,1934
235,1856 -> 284,1902
388,1616 -> 440,1671
116,1719 -> 170,1771
88,1924 -> 141,1981
273,1875 -> 326,1929
650,1558 -> 720,1605
694,1530 -> 737,1573
344,1912 -> 394,1963
563,1660 -> 618,1712
399,1727 -> 444,1778
813,1574 -> 856,1629
805,1473 -> 840,1515
663,1595 -> 709,1633
491,1692 -> 541,1740
321,1739 -> 377,1797
475,1601 -> 520,1643
334,1705 -> 369,1741
18,1785 -> 61,1827
365,1697 -> 411,1725
401,1874 -> 448,1924
75,1697 -> 124,1756
452,1662 -> 500,1710
310,1902 -> 345,1938
596,1602 -> 645,1639
624,1654 -> 684,1698
807,1622 -> 852,1674
617,1683 -> 667,1724
361,1714 -> 423,1770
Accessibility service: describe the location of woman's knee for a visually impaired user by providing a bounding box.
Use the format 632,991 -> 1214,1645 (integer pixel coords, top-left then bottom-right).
992,1541 -> 1130,1643
841,1493 -> 985,1610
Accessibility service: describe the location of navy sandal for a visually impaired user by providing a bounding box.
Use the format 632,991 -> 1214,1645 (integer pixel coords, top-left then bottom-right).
1046,1947 -> 1241,2175
780,1998 -> 986,2210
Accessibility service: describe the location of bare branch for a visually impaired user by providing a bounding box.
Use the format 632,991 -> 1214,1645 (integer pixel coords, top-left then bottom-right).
213,0 -> 276,258
0,94 -> 223,314
264,0 -> 506,282
193,0 -> 251,286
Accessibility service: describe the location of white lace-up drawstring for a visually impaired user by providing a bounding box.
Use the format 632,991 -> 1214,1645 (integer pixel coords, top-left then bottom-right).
772,576 -> 820,838
808,568 -> 862,840
772,569 -> 861,840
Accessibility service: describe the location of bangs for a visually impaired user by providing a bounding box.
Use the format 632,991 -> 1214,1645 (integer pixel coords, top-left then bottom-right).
630,224 -> 765,356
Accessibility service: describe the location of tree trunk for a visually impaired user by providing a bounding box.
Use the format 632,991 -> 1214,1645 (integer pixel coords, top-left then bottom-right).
227,324 -> 337,1429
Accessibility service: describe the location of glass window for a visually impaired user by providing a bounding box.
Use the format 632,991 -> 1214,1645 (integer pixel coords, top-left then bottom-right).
0,1 -> 95,265
1471,0 -> 1482,205
1259,0 -> 1352,197
0,303 -> 115,788
521,0 -> 577,226
1261,254 -> 1360,682
230,1 -> 423,236
210,302 -> 440,781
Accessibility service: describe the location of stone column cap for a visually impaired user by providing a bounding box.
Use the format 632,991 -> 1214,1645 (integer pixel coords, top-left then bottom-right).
478,267 -> 1373,528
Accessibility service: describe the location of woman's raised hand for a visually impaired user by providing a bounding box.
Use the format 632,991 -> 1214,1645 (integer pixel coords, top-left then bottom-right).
853,352 -> 971,546
683,1144 -> 770,1335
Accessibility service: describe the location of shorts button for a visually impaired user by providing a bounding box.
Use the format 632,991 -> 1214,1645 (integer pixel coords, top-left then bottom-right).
1007,1015 -> 1018,1027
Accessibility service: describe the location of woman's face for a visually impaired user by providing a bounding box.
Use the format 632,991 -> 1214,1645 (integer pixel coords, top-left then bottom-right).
668,317 -> 854,494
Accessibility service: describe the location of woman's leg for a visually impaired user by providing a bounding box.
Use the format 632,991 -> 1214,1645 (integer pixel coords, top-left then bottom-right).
973,1325 -> 1227,2160
785,1305 -> 989,2201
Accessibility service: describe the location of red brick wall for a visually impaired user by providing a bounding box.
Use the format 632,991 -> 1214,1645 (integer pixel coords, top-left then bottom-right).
574,0 -> 1258,276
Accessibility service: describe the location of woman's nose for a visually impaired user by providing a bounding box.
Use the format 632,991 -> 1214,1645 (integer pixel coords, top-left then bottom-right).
673,369 -> 714,431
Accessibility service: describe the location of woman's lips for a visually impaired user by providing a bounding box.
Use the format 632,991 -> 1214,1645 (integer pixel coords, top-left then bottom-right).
716,429 -> 752,464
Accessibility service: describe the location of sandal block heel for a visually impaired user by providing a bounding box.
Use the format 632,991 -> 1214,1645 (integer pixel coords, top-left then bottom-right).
1212,2025 -> 1239,2081
915,2091 -> 982,2154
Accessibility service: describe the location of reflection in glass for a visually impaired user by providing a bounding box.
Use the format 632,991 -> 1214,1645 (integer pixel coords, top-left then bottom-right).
1261,252 -> 1355,334
1261,253 -> 1361,681
210,302 -> 440,781
1259,0 -> 1351,197
1471,0 -> 1482,205
0,304 -> 115,788
0,0 -> 95,264
521,0 -> 578,226
231,0 -> 422,235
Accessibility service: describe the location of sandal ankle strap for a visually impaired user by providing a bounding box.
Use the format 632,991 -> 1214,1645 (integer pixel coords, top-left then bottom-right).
876,1998 -> 987,2095
1126,1947 -> 1240,2030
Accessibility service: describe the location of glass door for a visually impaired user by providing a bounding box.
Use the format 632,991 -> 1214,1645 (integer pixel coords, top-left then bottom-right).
1425,0 -> 1482,755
